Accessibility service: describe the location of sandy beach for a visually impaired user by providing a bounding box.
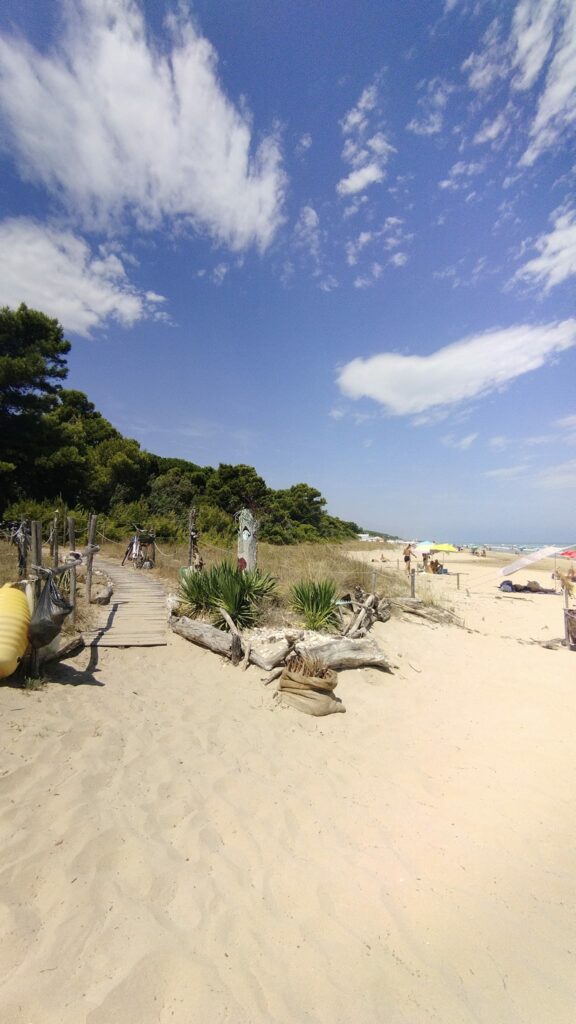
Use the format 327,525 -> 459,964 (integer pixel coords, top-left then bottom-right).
1,547 -> 575,1023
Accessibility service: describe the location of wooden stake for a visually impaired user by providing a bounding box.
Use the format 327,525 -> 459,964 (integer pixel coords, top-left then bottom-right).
29,520 -> 43,677
86,514 -> 97,604
52,512 -> 59,568
67,516 -> 77,625
410,568 -> 416,598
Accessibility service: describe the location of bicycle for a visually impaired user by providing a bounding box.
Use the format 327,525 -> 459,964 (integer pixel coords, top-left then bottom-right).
121,525 -> 156,569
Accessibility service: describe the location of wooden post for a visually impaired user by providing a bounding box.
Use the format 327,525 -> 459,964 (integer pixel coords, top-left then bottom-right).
29,520 -> 43,677
564,589 -> 571,646
371,569 -> 377,592
237,509 -> 258,572
86,514 -> 97,604
68,515 -> 77,625
187,506 -> 202,570
52,512 -> 59,568
456,573 -> 460,591
410,568 -> 416,598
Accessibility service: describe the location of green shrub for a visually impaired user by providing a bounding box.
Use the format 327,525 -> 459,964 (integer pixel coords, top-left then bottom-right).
178,561 -> 277,630
290,578 -> 340,631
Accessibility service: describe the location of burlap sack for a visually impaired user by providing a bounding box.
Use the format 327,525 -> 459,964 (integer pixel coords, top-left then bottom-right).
279,667 -> 338,692
277,667 -> 345,716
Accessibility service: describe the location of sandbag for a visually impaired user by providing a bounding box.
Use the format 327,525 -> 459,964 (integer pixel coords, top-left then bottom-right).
279,666 -> 338,693
278,689 -> 346,716
29,576 -> 73,648
277,666 -> 345,716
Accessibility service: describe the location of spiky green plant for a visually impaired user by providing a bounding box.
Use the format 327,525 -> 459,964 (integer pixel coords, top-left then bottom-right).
290,578 -> 340,632
178,561 -> 277,629
178,565 -> 214,616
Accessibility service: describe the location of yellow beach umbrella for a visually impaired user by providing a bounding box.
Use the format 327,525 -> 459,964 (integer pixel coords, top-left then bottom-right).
431,543 -> 458,553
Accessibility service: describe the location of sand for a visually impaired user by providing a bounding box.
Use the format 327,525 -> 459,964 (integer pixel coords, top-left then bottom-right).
1,548 -> 575,1023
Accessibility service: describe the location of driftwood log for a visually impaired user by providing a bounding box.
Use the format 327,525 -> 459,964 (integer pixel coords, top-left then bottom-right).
390,598 -> 463,627
172,618 -> 393,674
295,637 -> 393,673
171,617 -> 235,658
38,635 -> 86,666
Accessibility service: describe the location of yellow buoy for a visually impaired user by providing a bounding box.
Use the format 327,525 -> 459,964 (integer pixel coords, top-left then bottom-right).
0,584 -> 31,679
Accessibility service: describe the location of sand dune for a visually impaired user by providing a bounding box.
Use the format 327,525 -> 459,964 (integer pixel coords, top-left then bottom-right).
1,551 -> 575,1022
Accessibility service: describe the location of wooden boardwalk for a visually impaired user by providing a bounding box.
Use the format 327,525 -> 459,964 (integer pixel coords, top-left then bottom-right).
83,558 -> 168,647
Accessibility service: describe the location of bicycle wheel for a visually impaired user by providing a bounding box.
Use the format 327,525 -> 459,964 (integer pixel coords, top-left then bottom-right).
121,542 -> 133,566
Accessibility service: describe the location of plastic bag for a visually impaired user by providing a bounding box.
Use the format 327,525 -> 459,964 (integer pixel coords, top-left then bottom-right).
29,576 -> 73,648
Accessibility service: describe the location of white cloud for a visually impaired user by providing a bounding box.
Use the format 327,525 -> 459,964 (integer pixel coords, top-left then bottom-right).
438,160 -> 486,190
461,1 -> 575,167
0,0 -> 286,251
533,458 -> 576,489
555,414 -> 576,429
520,1 -> 576,165
514,206 -> 576,292
390,252 -> 408,267
462,19 -> 509,91
442,432 -> 479,450
0,217 -> 165,336
319,275 -> 339,292
345,231 -> 374,266
345,217 -> 411,271
294,205 -> 321,260
511,0 -> 558,90
337,163 -> 384,196
336,82 -> 394,198
212,263 -> 228,285
473,110 -> 509,144
406,77 -> 454,136
296,133 -> 312,156
337,319 -> 576,417
484,464 -> 529,479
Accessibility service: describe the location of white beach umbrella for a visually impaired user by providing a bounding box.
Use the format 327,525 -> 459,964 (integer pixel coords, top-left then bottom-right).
500,546 -> 566,576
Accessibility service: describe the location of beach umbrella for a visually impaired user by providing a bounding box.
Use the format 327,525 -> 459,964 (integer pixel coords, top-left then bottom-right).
414,541 -> 433,553
560,549 -> 576,559
500,545 -> 566,576
431,543 -> 458,552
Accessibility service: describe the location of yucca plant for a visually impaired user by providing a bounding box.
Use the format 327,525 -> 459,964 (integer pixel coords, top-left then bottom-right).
178,561 -> 277,630
290,578 -> 340,632
178,565 -> 214,616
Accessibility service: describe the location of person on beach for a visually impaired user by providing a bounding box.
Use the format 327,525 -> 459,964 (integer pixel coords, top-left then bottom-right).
403,544 -> 416,573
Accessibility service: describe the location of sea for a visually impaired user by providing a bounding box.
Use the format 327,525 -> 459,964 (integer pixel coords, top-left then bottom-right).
467,542 -> 573,554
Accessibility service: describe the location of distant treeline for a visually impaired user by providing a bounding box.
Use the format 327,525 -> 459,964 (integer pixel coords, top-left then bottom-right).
0,304 -> 395,545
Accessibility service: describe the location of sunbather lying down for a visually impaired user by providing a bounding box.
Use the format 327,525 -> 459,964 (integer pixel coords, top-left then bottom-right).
499,580 -> 556,594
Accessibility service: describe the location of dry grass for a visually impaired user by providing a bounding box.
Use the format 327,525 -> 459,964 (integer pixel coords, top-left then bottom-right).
0,540 -> 19,587
109,538 -> 414,607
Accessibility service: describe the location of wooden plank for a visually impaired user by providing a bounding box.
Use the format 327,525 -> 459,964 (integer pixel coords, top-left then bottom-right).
86,555 -> 168,648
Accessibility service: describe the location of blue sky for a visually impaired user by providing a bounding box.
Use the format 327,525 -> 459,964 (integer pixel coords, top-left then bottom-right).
0,0 -> 574,543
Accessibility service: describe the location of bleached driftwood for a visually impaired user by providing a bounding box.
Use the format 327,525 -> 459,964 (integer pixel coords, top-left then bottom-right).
390,598 -> 463,627
171,617 -> 235,658
248,637 -> 294,671
172,619 -> 393,674
344,593 -> 375,636
38,635 -> 86,666
295,636 -> 392,672
218,607 -> 242,665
